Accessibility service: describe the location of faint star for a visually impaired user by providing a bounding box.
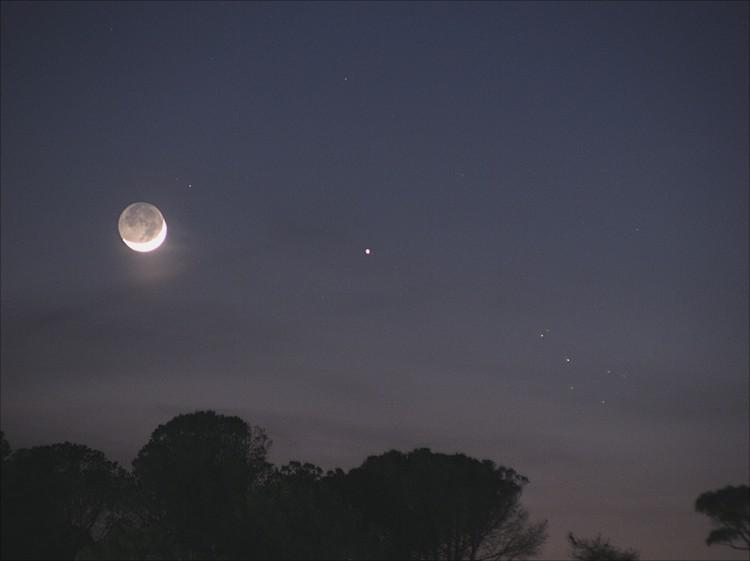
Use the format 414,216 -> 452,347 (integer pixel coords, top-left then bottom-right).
564,356 -> 572,363
364,248 -> 371,255
600,400 -> 607,405
569,385 -> 575,391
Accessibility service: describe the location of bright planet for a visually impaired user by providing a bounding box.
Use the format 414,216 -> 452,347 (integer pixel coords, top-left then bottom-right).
118,202 -> 167,252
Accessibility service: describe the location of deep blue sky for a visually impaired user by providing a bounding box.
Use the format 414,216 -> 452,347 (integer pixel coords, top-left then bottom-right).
2,2 -> 748,559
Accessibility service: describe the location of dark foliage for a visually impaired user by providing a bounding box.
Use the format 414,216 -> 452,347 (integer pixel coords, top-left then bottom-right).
131,410 -> 271,559
249,462 -> 359,560
344,448 -> 547,560
0,442 -> 128,560
567,532 -> 639,561
0,431 -> 10,462
1,411 -> 547,560
694,485 -> 750,551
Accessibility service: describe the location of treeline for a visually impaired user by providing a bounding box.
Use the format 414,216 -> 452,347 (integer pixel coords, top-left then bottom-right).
1,410 -> 747,560
1,410 -> 546,560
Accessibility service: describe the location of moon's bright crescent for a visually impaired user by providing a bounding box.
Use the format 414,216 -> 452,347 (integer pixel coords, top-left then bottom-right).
122,220 -> 167,252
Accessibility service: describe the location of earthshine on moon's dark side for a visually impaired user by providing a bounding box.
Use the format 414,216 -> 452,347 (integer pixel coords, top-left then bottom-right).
118,202 -> 167,252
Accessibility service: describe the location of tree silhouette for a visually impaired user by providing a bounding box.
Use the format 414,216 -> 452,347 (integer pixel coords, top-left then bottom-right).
567,532 -> 640,561
473,503 -> 548,561
6,413 -> 694,561
0,442 -> 127,560
75,472 -> 173,561
694,485 -> 750,551
344,448 -> 547,560
250,461 -> 359,560
131,410 -> 271,559
0,431 -> 10,462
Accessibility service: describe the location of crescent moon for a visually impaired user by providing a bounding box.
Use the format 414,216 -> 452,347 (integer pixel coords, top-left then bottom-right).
123,220 -> 167,252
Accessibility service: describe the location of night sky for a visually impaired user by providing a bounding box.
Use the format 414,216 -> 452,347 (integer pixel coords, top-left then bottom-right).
1,2 -> 748,559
